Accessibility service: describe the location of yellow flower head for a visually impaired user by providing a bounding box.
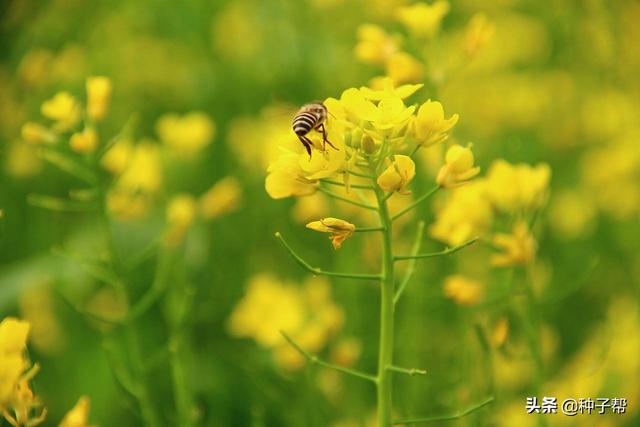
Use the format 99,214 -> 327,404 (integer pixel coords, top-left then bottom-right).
265,151 -> 319,199
0,318 -> 30,356
491,221 -> 537,267
377,155 -> 416,193
86,76 -> 112,121
360,77 -> 423,101
41,92 -> 81,132
385,52 -> 423,85
306,217 -> 356,249
164,194 -> 198,246
69,127 -> 98,154
429,181 -> 492,246
443,275 -> 484,306
0,317 -> 31,407
101,138 -> 133,175
485,160 -> 551,213
156,112 -> 215,157
436,144 -> 480,188
464,13 -> 495,58
107,142 -> 163,219
59,396 -> 91,427
354,24 -> 399,65
21,122 -> 56,145
396,1 -> 450,39
413,99 -> 459,146
200,176 -> 243,220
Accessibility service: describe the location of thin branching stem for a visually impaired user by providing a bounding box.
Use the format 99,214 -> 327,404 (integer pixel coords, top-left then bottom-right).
281,331 -> 377,383
394,221 -> 425,305
394,238 -> 478,261
391,186 -> 440,221
319,187 -> 377,210
393,396 -> 495,424
321,179 -> 374,190
387,365 -> 427,376
275,232 -> 382,281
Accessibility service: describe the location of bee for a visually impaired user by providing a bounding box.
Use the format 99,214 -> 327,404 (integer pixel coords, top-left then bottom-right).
292,102 -> 338,157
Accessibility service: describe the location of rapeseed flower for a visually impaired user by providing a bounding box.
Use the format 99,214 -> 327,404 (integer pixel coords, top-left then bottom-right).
443,275 -> 484,306
265,151 -> 319,199
396,1 -> 450,39
21,123 -> 56,145
360,78 -> 423,101
156,112 -> 215,157
59,396 -> 92,427
41,92 -> 81,132
86,76 -> 112,121
413,100 -> 459,147
436,144 -> 480,188
199,176 -> 243,220
385,52 -> 423,84
306,217 -> 356,249
69,127 -> 98,153
464,13 -> 495,57
491,221 -> 537,267
430,181 -> 492,246
377,155 -> 415,193
354,24 -> 399,65
485,160 -> 551,213
164,194 -> 198,246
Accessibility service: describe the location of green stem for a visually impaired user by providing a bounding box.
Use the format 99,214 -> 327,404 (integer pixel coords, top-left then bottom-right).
96,182 -> 162,427
275,232 -> 381,281
373,184 -> 395,427
319,187 -> 377,210
391,186 -> 440,221
394,396 -> 495,424
281,331 -> 376,383
394,238 -> 478,261
394,221 -> 425,305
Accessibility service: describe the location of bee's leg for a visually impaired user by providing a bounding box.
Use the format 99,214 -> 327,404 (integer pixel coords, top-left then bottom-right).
298,135 -> 313,158
318,124 -> 338,151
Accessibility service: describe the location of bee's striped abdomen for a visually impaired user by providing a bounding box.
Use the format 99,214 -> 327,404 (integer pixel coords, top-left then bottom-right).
293,112 -> 319,136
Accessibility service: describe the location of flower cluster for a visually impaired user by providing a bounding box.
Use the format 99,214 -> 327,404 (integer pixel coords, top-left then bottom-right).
0,317 -> 46,427
228,275 -> 344,370
354,1 -> 494,86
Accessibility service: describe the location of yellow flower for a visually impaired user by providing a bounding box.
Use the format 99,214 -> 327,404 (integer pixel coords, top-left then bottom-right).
298,140 -> 346,180
200,176 -> 243,220
464,13 -> 495,58
21,122 -> 56,145
228,275 -> 343,371
354,24 -> 399,65
413,100 -> 459,147
436,144 -> 480,188
86,76 -> 112,121
164,194 -> 198,246
330,338 -> 362,367
443,275 -> 484,306
101,138 -> 133,175
485,160 -> 551,213
429,181 -> 492,246
117,142 -> 162,194
107,142 -> 163,219
306,217 -> 356,249
396,1 -> 450,39
0,318 -> 46,427
385,52 -> 423,84
377,155 -> 415,193
40,92 -> 81,132
265,151 -> 319,199
491,221 -> 537,267
360,77 -> 423,101
69,127 -> 98,153
59,396 -> 91,427
156,112 -> 215,157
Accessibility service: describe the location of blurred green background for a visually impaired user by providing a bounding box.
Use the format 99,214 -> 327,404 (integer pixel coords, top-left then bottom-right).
1,0 -> 639,426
